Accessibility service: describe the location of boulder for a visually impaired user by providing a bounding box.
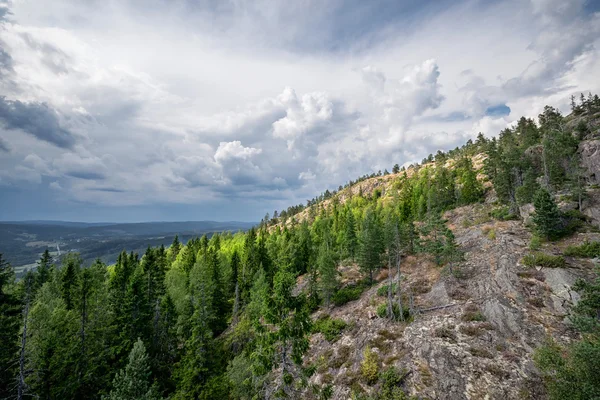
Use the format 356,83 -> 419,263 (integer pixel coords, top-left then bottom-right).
579,139 -> 600,184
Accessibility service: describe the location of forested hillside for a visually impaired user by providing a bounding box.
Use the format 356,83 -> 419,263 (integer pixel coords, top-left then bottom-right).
1,94 -> 600,399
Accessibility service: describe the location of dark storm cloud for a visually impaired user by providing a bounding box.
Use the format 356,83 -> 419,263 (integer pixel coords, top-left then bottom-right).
0,46 -> 13,78
0,136 -> 9,152
65,170 -> 106,180
0,97 -> 77,148
0,0 -> 11,22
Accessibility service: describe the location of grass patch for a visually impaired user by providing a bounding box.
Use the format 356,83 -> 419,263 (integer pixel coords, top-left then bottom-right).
468,346 -> 494,358
563,240 -> 600,258
528,296 -> 545,308
517,269 -> 546,281
313,315 -> 347,342
461,310 -> 486,322
485,363 -> 510,378
522,252 -> 566,268
529,235 -> 542,251
330,345 -> 352,369
434,325 -> 457,342
411,278 -> 431,294
460,324 -> 485,336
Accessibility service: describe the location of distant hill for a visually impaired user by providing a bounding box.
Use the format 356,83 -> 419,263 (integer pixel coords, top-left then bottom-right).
0,220 -> 255,271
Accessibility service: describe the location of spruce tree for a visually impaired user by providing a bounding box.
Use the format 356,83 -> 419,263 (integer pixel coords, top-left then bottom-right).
343,209 -> 358,261
358,208 -> 385,284
175,259 -> 215,398
35,249 -> 53,291
532,188 -> 563,240
419,213 -> 449,266
61,253 -> 82,311
104,339 -> 161,400
317,236 -> 338,307
0,254 -> 20,398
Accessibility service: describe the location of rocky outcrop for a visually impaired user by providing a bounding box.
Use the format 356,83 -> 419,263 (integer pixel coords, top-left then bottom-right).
304,204 -> 597,400
580,139 -> 600,184
582,188 -> 600,227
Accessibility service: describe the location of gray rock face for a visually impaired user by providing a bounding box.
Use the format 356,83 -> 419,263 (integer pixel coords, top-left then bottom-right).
303,204 -> 597,400
582,188 -> 600,227
580,139 -> 600,184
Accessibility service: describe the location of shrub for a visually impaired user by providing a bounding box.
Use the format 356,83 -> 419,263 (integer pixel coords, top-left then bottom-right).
562,209 -> 587,235
491,206 -> 518,221
487,228 -> 497,240
460,324 -> 485,336
376,302 -> 411,321
529,235 -> 542,250
522,253 -> 566,268
517,269 -> 546,281
461,310 -> 486,322
564,240 -> 600,258
468,346 -> 493,358
377,283 -> 397,297
361,346 -> 379,384
485,363 -> 510,378
313,315 -> 347,342
379,367 -> 410,400
411,278 -> 431,294
331,345 -> 352,369
434,325 -> 457,341
528,297 -> 545,308
332,282 -> 368,306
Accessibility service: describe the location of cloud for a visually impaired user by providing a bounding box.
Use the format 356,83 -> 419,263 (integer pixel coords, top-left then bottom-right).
53,152 -> 109,180
19,32 -> 71,75
272,88 -> 334,144
214,140 -> 262,162
49,181 -> 62,190
0,136 -> 9,152
0,0 -> 599,221
503,0 -> 600,96
0,97 -> 76,148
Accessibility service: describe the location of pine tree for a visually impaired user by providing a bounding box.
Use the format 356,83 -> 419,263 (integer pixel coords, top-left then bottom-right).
35,249 -> 53,291
458,157 -> 483,205
104,339 -> 162,400
441,229 -> 463,275
255,266 -> 312,399
317,236 -> 338,307
0,254 -> 20,398
358,208 -> 385,284
343,209 -> 358,260
175,259 -> 215,398
532,188 -> 563,240
419,213 -> 449,266
207,248 -> 227,334
61,253 -> 82,311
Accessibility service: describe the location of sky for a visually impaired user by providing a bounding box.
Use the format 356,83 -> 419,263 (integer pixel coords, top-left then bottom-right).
0,0 -> 599,222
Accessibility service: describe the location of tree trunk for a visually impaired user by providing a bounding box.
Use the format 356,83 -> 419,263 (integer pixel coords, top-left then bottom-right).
18,279 -> 31,400
387,253 -> 394,320
396,253 -> 404,322
232,282 -> 240,325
